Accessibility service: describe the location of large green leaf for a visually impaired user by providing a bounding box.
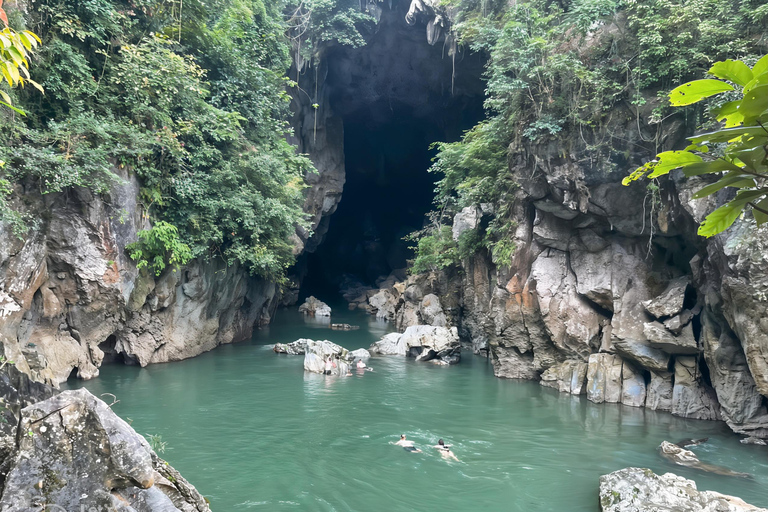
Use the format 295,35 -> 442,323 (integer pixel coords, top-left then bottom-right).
623,151 -> 704,185
691,173 -> 755,199
709,59 -> 753,87
731,146 -> 767,171
646,151 -> 702,178
688,126 -> 766,145
711,100 -> 743,128
669,79 -> 734,106
753,197 -> 768,226
683,159 -> 743,177
753,55 -> 768,78
698,201 -> 747,237
739,84 -> 768,120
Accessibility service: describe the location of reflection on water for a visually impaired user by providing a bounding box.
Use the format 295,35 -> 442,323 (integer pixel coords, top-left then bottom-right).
67,307 -> 768,512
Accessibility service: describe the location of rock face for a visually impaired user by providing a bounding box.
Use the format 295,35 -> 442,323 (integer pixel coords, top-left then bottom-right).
0,173 -> 280,386
376,54 -> 768,437
298,296 -> 332,317
371,325 -> 460,364
599,467 -> 766,512
0,373 -> 209,512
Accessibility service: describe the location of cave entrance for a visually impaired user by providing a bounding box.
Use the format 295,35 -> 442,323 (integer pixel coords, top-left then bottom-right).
299,3 -> 486,301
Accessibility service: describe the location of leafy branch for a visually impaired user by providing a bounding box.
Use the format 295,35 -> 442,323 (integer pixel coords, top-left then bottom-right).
623,55 -> 768,237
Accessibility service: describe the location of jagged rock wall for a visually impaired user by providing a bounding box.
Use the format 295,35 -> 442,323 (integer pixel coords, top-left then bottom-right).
384,109 -> 768,438
0,168 -> 281,386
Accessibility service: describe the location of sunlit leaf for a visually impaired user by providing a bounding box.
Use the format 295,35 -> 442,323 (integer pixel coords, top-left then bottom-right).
697,201 -> 747,237
738,85 -> 768,121
709,60 -> 753,87
688,126 -> 766,145
710,100 -> 744,128
753,55 -> 768,78
669,79 -> 734,106
683,158 -> 743,177
692,173 -> 755,199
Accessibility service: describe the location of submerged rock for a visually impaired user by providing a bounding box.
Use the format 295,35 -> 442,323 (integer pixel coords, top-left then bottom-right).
298,296 -> 332,317
658,440 -> 751,478
0,388 -> 209,511
273,339 -> 310,355
331,323 -> 360,331
599,467 -> 765,512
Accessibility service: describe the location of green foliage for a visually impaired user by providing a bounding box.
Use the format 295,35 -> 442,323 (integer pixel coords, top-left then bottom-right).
287,0 -> 374,68
409,0 -> 767,274
127,221 -> 192,276
624,55 -> 768,237
0,0 -> 43,113
1,0 -> 313,283
410,226 -> 459,274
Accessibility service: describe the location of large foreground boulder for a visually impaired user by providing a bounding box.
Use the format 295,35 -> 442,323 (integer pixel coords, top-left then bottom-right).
370,326 -> 460,364
298,296 -> 332,317
599,467 -> 765,512
303,340 -> 350,375
0,388 -> 209,512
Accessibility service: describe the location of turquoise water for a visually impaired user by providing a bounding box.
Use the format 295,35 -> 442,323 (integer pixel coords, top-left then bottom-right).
68,307 -> 768,511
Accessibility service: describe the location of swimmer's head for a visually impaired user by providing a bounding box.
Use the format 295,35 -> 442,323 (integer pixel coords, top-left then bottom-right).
401,434 -> 406,440
438,439 -> 444,446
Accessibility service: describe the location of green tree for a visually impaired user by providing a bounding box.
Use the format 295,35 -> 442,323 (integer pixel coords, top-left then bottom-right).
623,55 -> 768,237
0,0 -> 43,113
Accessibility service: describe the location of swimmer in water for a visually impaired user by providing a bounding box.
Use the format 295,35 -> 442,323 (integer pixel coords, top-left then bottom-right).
434,439 -> 459,461
394,434 -> 422,453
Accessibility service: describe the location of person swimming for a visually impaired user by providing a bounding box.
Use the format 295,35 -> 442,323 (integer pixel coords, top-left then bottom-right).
434,439 -> 459,461
394,434 -> 422,453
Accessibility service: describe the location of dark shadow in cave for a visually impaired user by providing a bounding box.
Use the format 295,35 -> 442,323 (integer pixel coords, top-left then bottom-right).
299,3 -> 486,300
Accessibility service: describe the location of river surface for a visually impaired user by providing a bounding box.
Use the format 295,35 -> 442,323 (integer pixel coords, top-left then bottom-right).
67,307 -> 768,511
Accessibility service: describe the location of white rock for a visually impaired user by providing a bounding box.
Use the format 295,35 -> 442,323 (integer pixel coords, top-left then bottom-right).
599,467 -> 764,512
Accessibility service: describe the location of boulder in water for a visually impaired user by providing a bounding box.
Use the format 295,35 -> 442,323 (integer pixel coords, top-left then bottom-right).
298,296 -> 332,317
303,340 -> 349,375
345,348 -> 371,362
273,339 -> 309,355
599,467 -> 764,512
370,332 -> 408,356
370,326 -> 460,364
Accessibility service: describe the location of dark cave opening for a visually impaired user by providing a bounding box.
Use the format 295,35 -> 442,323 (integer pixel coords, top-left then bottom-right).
298,4 -> 486,301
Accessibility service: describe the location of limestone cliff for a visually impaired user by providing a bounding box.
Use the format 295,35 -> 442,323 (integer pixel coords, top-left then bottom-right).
0,168 -> 280,386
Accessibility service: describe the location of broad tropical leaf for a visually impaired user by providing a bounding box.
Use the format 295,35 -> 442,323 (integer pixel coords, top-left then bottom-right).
669,79 -> 734,106
709,60 -> 753,87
